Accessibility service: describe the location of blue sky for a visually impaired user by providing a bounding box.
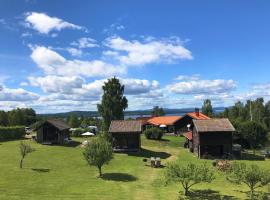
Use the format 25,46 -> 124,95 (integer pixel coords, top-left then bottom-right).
0,0 -> 270,113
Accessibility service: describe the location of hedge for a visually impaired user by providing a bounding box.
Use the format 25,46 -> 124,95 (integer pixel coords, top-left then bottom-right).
143,127 -> 163,140
0,126 -> 25,141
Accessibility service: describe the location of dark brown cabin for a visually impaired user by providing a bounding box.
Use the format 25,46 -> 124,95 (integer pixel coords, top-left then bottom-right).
191,118 -> 235,158
177,109 -> 210,133
109,120 -> 142,152
36,119 -> 70,145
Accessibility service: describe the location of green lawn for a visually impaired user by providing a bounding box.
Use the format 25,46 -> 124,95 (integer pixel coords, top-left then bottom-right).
0,136 -> 269,200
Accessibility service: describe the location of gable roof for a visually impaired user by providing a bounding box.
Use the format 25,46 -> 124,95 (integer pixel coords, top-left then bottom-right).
109,120 -> 142,133
136,116 -> 152,125
147,116 -> 182,126
193,118 -> 235,132
46,119 -> 70,131
186,112 -> 210,120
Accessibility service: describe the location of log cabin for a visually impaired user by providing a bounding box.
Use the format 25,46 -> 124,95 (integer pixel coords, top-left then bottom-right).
188,118 -> 235,158
109,120 -> 142,152
36,119 -> 70,145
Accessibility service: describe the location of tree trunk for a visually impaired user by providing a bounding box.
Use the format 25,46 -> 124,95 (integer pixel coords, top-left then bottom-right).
20,158 -> 23,169
250,188 -> 255,200
184,187 -> 189,196
98,166 -> 102,177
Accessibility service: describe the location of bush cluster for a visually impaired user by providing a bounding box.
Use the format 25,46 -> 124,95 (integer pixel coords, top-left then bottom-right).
0,126 -> 25,141
143,127 -> 163,140
70,128 -> 93,137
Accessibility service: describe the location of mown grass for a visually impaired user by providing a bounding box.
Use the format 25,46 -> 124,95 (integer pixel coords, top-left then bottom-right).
0,136 -> 269,200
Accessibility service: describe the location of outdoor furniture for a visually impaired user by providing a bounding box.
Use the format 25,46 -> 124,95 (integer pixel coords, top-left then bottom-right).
150,157 -> 155,167
155,157 -> 161,167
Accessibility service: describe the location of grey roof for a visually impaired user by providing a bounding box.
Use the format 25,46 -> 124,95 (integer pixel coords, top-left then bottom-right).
46,119 -> 70,131
193,118 -> 235,132
109,120 -> 142,133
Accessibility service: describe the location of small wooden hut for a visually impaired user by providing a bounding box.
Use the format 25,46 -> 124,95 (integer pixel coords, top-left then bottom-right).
192,118 -> 235,158
36,119 -> 70,145
109,120 -> 142,152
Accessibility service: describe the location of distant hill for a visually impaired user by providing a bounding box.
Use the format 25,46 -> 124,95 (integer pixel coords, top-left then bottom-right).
38,107 -> 225,118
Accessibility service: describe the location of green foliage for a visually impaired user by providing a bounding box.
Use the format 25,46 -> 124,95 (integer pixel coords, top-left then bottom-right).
97,77 -> 128,131
0,126 -> 25,141
83,136 -> 113,177
19,141 -> 35,168
151,106 -> 165,116
0,108 -> 37,127
68,113 -> 80,128
70,128 -> 84,137
0,110 -> 8,126
238,121 -> 268,150
143,127 -> 163,140
165,162 -> 215,196
227,162 -> 270,199
202,99 -> 213,117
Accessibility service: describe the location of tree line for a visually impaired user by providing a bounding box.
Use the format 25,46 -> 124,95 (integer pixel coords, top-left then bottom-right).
0,108 -> 37,127
202,98 -> 270,150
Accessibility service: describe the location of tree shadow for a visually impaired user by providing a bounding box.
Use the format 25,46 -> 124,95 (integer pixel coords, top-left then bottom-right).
101,173 -> 137,182
183,189 -> 239,200
127,148 -> 171,159
241,152 -> 265,161
32,168 -> 51,173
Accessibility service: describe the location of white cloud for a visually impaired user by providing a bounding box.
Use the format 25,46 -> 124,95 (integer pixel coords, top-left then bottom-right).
25,12 -> 85,34
0,86 -> 39,101
66,48 -> 82,56
28,75 -> 85,94
168,77 -> 236,95
104,36 -> 193,66
71,37 -> 98,48
30,46 -> 126,77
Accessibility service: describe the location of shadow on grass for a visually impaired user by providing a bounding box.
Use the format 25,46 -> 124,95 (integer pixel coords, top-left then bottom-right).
101,173 -> 137,182
241,152 -> 265,161
127,148 -> 171,159
53,140 -> 81,148
32,168 -> 51,173
182,189 -> 239,200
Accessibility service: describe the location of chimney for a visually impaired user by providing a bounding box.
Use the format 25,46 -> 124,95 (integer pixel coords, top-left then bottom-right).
195,108 -> 200,117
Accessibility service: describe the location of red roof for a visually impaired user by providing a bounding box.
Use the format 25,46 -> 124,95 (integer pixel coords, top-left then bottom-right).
136,116 -> 152,125
186,112 -> 210,120
147,116 -> 182,126
183,131 -> 192,140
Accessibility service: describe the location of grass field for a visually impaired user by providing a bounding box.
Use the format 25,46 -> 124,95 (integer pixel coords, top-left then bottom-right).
0,136 -> 269,200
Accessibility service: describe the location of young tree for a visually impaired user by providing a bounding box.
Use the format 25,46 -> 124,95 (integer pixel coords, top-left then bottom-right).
97,77 -> 128,131
202,99 -> 213,117
19,142 -> 35,169
165,162 -> 215,196
83,136 -> 113,177
151,106 -> 165,116
228,162 -> 270,200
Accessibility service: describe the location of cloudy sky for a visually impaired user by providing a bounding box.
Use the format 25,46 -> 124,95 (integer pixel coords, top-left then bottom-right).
0,0 -> 270,113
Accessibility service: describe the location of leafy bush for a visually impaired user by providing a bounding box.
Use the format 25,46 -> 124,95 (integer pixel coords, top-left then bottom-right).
143,127 -> 163,140
0,126 -> 25,141
70,128 -> 84,137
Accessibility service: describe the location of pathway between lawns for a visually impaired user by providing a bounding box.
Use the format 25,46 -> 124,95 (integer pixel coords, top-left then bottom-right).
133,144 -> 179,200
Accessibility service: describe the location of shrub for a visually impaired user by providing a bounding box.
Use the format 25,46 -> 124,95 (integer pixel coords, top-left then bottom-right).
143,127 -> 163,140
0,126 -> 25,141
70,128 -> 84,137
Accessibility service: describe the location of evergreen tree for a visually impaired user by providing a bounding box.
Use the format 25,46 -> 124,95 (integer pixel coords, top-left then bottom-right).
202,99 -> 213,117
97,77 -> 128,131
